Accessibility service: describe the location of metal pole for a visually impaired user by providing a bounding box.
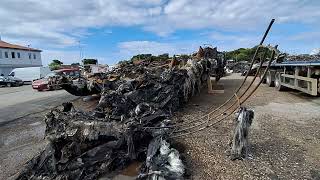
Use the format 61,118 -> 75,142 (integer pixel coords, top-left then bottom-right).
79,40 -> 81,63
259,19 -> 275,45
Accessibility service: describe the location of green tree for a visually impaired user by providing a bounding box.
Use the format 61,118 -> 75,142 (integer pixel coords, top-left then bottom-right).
158,53 -> 169,61
82,59 -> 98,65
131,54 -> 152,61
236,53 -> 248,61
49,59 -> 63,70
225,46 -> 273,62
71,63 -> 80,66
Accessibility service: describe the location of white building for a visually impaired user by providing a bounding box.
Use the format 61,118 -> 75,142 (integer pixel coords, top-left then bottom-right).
0,40 -> 42,75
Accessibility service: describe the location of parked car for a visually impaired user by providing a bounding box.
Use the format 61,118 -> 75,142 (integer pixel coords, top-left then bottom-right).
0,76 -> 23,87
7,76 -> 24,86
9,67 -> 52,84
32,68 -> 80,91
32,72 -> 56,91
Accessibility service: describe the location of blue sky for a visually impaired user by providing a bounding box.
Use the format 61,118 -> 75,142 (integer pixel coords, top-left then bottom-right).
0,0 -> 319,65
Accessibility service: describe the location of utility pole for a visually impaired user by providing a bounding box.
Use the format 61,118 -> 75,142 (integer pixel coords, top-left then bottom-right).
78,40 -> 85,64
78,40 -> 82,64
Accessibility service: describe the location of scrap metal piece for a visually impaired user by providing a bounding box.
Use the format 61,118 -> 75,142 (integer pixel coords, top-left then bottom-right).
230,107 -> 254,160
138,136 -> 185,180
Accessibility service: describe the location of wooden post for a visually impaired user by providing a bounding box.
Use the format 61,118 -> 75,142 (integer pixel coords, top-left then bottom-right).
294,67 -> 299,88
207,76 -> 224,94
307,67 -> 311,91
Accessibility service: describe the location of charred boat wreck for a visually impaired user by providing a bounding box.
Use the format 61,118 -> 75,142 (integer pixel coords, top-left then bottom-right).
16,47 -> 225,180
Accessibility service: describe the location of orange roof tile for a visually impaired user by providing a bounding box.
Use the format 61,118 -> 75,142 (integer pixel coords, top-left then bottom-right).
0,40 -> 41,52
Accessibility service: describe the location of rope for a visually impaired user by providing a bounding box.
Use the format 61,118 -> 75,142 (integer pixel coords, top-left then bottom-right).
234,93 -> 241,109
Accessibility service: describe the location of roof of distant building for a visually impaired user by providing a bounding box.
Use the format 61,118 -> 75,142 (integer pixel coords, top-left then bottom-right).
0,40 -> 41,52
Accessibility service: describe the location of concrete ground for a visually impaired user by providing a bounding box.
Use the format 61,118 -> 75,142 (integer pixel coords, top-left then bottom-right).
1,74 -> 320,180
0,85 -> 78,179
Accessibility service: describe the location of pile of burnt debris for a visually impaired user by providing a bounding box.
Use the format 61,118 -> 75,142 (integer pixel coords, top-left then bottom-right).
227,61 -> 250,75
16,46 -> 225,180
286,54 -> 320,61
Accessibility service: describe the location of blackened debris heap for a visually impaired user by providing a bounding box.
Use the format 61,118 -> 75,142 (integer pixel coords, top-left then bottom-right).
16,47 -> 224,180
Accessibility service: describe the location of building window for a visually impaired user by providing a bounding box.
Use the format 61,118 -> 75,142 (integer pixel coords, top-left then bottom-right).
33,53 -> 36,59
28,53 -> 31,59
11,52 -> 15,58
17,52 -> 21,58
5,52 -> 8,58
0,50 -> 2,59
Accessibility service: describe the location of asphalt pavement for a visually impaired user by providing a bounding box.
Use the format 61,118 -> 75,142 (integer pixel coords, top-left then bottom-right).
0,85 -> 78,179
0,85 -> 77,126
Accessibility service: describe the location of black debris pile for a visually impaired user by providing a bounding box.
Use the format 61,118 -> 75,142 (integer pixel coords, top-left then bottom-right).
286,54 -> 320,61
194,46 -> 225,80
17,109 -> 137,179
228,61 -> 250,74
195,46 -> 218,59
17,49 -> 224,179
230,107 -> 254,160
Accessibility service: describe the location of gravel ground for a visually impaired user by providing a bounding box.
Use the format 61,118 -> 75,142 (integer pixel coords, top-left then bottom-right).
173,74 -> 320,180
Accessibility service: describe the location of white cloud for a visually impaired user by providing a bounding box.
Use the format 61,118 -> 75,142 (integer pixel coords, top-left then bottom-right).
0,0 -> 167,48
146,0 -> 320,35
1,0 -> 319,47
0,0 -> 319,60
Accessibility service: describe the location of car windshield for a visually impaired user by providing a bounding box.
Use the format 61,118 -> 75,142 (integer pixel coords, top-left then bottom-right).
44,73 -> 57,78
